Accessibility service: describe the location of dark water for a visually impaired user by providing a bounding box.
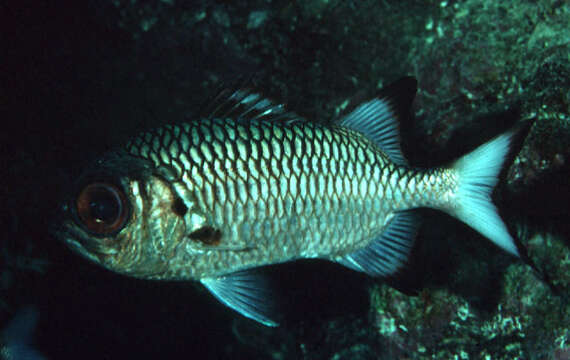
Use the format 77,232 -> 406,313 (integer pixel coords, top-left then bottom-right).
2,0 -> 569,359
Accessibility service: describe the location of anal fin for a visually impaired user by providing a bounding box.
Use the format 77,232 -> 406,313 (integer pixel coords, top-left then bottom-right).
337,210 -> 420,277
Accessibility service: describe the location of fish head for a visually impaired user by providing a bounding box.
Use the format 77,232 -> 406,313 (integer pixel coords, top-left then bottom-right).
56,153 -> 191,279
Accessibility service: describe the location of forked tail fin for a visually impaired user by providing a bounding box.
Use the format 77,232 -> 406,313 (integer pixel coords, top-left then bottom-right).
451,123 -> 529,256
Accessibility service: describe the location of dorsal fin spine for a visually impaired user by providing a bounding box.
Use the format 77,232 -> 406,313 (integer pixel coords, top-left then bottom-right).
203,88 -> 301,125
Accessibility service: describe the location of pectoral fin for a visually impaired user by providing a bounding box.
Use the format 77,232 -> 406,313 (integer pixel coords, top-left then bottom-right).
201,270 -> 279,327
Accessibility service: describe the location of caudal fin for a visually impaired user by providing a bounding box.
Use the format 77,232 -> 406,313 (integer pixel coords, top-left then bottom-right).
451,125 -> 526,256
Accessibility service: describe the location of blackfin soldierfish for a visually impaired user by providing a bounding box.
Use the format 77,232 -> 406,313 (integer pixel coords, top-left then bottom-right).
56,77 -> 525,326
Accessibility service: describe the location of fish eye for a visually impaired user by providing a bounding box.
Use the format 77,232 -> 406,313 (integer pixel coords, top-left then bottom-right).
75,182 -> 129,235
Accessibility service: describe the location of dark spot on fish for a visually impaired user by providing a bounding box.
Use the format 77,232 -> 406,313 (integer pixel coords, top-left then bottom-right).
172,197 -> 188,217
189,226 -> 222,245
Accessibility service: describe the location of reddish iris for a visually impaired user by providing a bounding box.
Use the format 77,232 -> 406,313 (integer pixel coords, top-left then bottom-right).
75,182 -> 128,235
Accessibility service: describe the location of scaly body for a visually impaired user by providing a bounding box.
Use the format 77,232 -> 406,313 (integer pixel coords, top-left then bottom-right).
124,118 -> 452,279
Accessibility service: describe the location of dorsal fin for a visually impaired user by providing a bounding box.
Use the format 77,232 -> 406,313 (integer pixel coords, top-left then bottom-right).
202,88 -> 302,124
339,77 -> 417,165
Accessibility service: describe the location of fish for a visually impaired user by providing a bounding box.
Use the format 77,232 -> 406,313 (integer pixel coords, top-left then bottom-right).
56,77 -> 525,326
1,307 -> 46,360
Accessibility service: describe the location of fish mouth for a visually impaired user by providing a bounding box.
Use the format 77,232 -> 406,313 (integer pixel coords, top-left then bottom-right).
58,221 -> 168,280
55,203 -> 118,264
51,202 -> 117,253
62,234 -> 103,264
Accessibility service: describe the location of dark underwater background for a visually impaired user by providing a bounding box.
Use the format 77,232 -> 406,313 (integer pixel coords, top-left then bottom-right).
1,0 -> 569,359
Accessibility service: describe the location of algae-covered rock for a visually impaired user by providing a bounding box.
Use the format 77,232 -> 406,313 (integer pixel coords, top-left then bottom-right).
369,231 -> 569,359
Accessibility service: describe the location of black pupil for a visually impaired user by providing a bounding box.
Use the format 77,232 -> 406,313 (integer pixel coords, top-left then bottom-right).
89,188 -> 120,224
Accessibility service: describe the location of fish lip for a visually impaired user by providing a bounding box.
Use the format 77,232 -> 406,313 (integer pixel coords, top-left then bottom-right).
59,225 -> 168,280
54,200 -> 118,253
62,235 -> 102,264
56,215 -> 118,265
